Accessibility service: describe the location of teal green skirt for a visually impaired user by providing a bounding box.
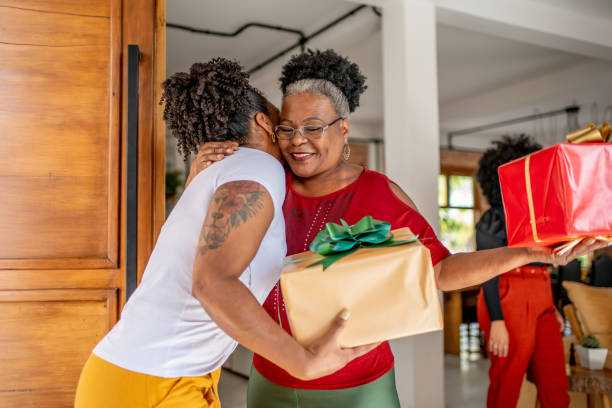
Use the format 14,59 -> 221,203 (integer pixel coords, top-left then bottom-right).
246,366 -> 401,408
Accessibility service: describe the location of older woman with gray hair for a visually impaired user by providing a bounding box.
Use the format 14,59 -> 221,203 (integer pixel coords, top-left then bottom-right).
191,49 -> 606,408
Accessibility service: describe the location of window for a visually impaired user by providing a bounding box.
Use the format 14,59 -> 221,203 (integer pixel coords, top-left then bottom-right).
438,173 -> 478,253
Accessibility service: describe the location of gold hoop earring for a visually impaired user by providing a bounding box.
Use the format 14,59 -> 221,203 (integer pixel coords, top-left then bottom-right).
343,142 -> 351,161
271,132 -> 276,143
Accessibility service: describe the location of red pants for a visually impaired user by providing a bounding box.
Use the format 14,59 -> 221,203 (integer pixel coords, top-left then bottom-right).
477,266 -> 569,408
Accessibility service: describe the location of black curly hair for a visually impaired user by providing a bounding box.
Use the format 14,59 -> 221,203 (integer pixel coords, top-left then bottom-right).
279,49 -> 367,113
476,135 -> 542,207
160,58 -> 269,159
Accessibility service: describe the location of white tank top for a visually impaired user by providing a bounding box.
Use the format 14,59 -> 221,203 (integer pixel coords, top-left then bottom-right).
93,148 -> 287,378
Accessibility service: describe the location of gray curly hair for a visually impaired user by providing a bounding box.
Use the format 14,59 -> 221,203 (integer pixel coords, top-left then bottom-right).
283,79 -> 350,118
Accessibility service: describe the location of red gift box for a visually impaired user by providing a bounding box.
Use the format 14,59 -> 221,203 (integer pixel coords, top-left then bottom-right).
499,143 -> 612,247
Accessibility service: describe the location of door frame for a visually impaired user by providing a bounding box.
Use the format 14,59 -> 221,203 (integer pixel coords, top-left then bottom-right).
153,0 -> 167,246
122,0 -> 167,297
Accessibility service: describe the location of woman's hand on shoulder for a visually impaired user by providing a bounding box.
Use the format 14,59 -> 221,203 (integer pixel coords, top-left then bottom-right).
185,141 -> 238,187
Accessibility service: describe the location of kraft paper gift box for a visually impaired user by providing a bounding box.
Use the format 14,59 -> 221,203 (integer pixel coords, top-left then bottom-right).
279,218 -> 443,348
498,123 -> 612,248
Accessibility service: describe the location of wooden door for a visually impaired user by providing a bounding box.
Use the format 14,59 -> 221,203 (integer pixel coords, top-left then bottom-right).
0,0 -> 164,406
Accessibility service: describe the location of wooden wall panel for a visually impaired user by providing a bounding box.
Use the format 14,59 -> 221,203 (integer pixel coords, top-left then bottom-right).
0,0 -> 120,269
347,141 -> 369,168
439,149 -> 483,172
0,289 -> 117,407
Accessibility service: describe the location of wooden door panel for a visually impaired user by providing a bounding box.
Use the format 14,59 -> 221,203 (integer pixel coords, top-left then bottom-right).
0,1 -> 110,19
0,269 -> 121,291
0,6 -> 109,46
0,289 -> 117,407
0,176 -> 109,260
0,0 -> 120,269
0,0 -> 162,406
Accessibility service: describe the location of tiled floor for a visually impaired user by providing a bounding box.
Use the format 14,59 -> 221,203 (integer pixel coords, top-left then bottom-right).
218,354 -> 490,408
444,353 -> 489,408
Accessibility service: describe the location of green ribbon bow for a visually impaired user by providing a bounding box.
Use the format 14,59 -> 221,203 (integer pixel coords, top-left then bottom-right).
304,216 -> 418,270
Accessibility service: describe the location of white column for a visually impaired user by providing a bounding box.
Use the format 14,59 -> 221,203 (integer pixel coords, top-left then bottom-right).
381,1 -> 444,407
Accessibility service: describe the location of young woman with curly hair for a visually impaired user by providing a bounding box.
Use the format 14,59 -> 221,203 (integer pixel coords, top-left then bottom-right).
192,50 -> 606,408
476,135 -> 569,408
74,58 -> 376,408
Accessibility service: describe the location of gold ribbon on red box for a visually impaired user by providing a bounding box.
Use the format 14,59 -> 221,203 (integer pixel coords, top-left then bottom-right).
566,122 -> 611,144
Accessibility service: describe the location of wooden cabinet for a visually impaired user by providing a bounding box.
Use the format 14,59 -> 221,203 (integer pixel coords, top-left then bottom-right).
0,0 -> 164,405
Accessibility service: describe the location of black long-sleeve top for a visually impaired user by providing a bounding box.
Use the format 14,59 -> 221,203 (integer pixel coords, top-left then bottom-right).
476,206 -> 546,321
476,207 -> 507,321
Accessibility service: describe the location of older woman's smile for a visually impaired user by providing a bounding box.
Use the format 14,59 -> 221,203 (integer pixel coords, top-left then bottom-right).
289,152 -> 316,161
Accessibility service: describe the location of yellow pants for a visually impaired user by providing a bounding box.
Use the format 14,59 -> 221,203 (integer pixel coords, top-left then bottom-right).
75,354 -> 221,407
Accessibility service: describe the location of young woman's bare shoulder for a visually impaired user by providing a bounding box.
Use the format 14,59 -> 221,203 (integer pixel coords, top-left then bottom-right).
388,181 -> 418,211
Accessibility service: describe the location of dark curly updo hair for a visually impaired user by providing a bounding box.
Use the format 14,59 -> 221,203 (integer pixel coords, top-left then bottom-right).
476,134 -> 542,207
160,58 -> 269,159
279,49 -> 367,114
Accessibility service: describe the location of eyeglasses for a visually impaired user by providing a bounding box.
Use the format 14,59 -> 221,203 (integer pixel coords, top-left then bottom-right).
274,117 -> 345,140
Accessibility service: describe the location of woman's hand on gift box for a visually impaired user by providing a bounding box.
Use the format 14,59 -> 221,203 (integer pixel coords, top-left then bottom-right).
295,309 -> 381,381
527,237 -> 610,266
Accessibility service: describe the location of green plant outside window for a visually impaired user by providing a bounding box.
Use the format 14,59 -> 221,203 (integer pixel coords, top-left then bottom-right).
438,175 -> 447,207
439,174 -> 476,253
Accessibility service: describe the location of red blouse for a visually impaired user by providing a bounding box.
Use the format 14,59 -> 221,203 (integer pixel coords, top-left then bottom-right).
253,168 -> 450,390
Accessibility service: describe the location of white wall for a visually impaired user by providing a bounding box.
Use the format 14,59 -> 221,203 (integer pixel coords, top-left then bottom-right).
379,1 -> 445,406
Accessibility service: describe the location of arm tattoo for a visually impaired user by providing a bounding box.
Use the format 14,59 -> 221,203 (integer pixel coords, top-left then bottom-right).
198,181 -> 267,255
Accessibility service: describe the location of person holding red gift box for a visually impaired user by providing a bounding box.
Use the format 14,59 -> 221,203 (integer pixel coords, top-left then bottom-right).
476,135 -> 569,408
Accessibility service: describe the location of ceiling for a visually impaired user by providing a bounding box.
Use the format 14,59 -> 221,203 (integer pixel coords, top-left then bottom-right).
166,0 -> 358,76
531,0 -> 612,21
436,24 -> 583,105
166,0 -> 612,149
